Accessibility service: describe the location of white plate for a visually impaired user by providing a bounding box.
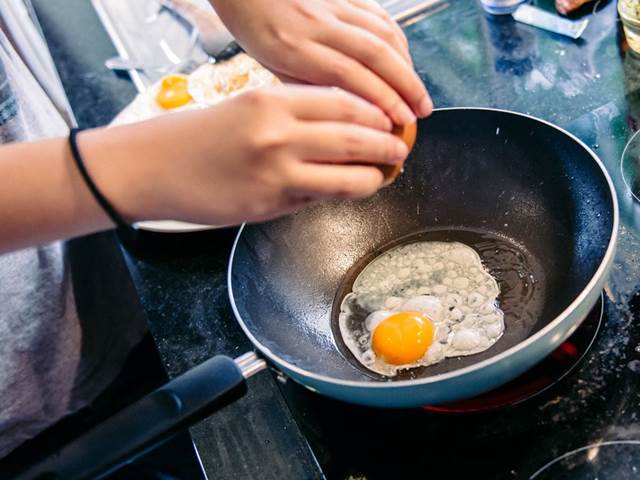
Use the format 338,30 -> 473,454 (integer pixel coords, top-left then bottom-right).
132,220 -> 228,233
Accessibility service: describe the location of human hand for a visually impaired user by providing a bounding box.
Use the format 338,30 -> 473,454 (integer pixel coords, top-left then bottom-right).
209,0 -> 432,125
160,0 -> 233,55
555,0 -> 594,15
82,86 -> 408,225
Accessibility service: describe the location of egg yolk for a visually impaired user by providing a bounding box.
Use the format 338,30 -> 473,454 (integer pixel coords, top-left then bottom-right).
156,74 -> 192,109
372,312 -> 434,365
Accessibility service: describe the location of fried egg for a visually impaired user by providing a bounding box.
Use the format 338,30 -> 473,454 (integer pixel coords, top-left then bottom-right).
339,241 -> 504,376
111,53 -> 280,127
188,53 -> 280,105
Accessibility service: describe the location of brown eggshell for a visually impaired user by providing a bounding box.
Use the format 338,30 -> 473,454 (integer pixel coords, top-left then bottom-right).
380,122 -> 417,186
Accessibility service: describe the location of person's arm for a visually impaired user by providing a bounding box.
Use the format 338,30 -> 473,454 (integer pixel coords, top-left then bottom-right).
208,0 -> 433,125
0,136 -> 113,253
0,86 -> 406,253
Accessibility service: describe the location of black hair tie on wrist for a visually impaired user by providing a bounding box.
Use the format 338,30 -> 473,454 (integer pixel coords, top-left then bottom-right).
68,127 -> 130,230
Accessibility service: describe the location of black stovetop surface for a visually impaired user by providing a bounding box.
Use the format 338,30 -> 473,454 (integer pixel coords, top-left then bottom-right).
33,0 -> 640,478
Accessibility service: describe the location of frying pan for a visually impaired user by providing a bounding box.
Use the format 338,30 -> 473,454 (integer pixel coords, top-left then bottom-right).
228,107 -> 618,407
21,108 -> 618,479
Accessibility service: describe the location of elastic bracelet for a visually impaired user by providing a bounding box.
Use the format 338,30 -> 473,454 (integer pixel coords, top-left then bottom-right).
68,128 -> 130,230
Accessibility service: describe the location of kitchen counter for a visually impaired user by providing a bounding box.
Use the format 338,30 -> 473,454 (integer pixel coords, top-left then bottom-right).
31,0 -> 640,478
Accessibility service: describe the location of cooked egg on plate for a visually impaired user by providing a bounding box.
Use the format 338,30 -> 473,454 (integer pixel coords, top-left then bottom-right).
109,53 -> 280,232
111,53 -> 280,126
339,241 -> 505,377
188,53 -> 280,104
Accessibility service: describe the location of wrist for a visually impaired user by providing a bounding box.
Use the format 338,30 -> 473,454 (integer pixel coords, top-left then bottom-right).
77,125 -> 163,224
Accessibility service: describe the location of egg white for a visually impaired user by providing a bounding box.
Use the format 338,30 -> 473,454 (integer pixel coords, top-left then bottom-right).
339,241 -> 505,376
188,53 -> 280,105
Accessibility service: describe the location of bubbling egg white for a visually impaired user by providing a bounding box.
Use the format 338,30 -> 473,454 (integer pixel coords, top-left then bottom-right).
338,241 -> 505,377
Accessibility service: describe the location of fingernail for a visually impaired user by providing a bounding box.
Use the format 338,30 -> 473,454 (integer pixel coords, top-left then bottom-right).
382,115 -> 393,131
395,102 -> 416,125
395,140 -> 408,161
417,94 -> 434,117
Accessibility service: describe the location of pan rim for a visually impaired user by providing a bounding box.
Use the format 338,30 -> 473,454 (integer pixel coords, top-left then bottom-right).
620,128 -> 640,203
227,106 -> 620,390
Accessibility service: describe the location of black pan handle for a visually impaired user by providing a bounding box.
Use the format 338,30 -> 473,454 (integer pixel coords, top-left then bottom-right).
18,353 -> 266,480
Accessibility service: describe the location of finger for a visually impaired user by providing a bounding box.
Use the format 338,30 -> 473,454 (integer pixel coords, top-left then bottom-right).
281,193 -> 318,211
274,85 -> 392,131
251,193 -> 319,223
274,71 -> 309,85
319,24 -> 432,118
555,0 -> 571,14
336,1 -> 411,64
345,0 -> 411,57
292,121 -> 407,164
344,0 -> 411,55
289,43 -> 416,125
287,163 -> 385,199
360,0 -> 409,50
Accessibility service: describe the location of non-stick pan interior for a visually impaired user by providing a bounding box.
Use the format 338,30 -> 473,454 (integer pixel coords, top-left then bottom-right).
229,109 -> 614,383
